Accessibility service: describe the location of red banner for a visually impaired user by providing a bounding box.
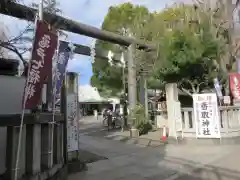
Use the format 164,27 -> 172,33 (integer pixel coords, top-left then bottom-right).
229,73 -> 240,101
24,20 -> 58,109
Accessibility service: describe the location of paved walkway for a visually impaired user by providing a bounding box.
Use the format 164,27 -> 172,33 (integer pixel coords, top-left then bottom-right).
68,134 -> 240,180
79,116 -> 164,147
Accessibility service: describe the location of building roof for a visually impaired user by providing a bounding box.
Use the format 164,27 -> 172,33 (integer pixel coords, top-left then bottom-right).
78,85 -> 120,103
78,85 -> 106,103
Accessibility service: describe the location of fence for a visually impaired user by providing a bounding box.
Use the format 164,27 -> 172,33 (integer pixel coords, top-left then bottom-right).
181,106 -> 240,138
0,75 -> 67,180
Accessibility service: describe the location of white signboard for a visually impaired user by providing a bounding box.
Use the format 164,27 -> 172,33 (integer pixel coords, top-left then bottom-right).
193,93 -> 221,138
67,93 -> 79,152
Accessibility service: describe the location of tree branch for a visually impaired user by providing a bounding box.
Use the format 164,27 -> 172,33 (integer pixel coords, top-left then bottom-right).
180,87 -> 192,97
1,43 -> 27,66
196,82 -> 205,93
186,79 -> 196,93
0,23 -> 32,47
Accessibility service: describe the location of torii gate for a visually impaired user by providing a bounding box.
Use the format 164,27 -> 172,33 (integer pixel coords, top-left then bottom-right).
0,0 -> 157,111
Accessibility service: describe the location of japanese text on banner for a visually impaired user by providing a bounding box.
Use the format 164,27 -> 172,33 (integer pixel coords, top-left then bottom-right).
53,41 -> 71,101
24,20 -> 58,109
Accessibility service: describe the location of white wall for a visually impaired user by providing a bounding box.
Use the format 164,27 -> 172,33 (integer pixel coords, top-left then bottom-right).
0,75 -> 25,174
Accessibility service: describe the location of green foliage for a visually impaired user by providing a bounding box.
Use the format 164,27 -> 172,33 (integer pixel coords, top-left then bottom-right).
128,104 -> 152,135
31,0 -> 62,14
136,121 -> 152,136
128,104 -> 146,127
91,3 -> 150,97
91,2 -> 231,96
149,4 -> 226,94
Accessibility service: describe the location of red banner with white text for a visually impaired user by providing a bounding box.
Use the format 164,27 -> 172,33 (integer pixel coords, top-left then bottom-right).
229,73 -> 240,101
24,20 -> 58,109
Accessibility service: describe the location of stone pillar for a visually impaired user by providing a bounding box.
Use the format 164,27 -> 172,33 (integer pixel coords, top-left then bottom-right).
139,76 -> 148,119
165,83 -> 179,137
165,83 -> 178,102
53,123 -> 62,164
144,78 -> 148,119
127,44 -> 137,112
41,124 -> 52,170
66,72 -> 79,161
6,126 -> 26,180
139,76 -> 145,106
26,124 -> 41,175
0,127 -> 6,175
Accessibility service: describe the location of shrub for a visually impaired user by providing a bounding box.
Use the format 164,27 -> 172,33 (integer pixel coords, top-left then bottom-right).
137,121 -> 153,135
128,104 -> 152,135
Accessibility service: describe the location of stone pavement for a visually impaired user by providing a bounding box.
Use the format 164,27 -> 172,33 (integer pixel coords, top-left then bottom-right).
103,129 -> 165,147
79,115 -> 164,147
68,134 -> 240,180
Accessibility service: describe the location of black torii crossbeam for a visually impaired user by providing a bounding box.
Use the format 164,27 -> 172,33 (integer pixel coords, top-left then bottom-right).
0,0 -> 156,51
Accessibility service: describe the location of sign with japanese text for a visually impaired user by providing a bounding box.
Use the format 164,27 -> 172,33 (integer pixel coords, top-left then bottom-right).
229,73 -> 240,101
67,93 -> 79,152
193,93 -> 221,138
24,20 -> 58,109
53,41 -> 71,101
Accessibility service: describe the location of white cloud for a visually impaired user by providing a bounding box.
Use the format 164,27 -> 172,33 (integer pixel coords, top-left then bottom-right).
67,54 -> 91,71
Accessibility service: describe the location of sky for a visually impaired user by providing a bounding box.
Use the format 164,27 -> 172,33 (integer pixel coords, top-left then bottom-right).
1,0 -> 191,85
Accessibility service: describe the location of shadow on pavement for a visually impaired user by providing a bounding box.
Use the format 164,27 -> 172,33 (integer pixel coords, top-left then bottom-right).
70,143 -> 240,180
79,149 -> 107,164
162,157 -> 240,180
76,117 -> 240,180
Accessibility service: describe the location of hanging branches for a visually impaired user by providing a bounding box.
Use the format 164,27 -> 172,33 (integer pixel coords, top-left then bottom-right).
0,0 -> 66,68
0,22 -> 32,64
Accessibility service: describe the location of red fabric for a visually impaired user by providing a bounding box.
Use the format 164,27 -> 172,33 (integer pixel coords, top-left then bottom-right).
229,73 -> 240,101
23,20 -> 58,109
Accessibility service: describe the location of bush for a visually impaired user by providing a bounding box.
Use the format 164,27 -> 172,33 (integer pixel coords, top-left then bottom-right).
137,121 -> 153,135
128,104 -> 152,135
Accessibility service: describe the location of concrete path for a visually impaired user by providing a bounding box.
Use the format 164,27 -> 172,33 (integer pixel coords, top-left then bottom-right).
78,116 -> 167,147
79,115 -> 105,135
68,134 -> 240,180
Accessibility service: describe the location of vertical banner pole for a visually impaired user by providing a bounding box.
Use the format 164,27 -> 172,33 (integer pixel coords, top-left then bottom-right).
39,0 -> 47,109
38,0 -> 43,21
14,1 -> 43,179
14,73 -> 29,180
50,37 -> 60,167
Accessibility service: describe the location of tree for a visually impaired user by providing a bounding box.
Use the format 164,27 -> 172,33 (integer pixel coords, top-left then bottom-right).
174,0 -> 240,94
16,0 -> 64,54
0,0 -> 64,67
143,3 -> 227,95
91,1 -> 238,97
91,3 -> 151,97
